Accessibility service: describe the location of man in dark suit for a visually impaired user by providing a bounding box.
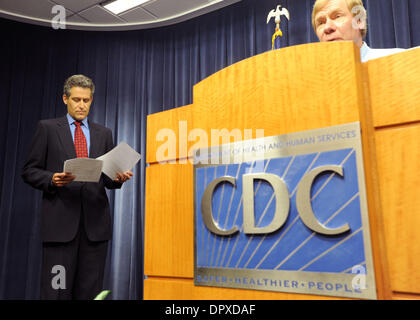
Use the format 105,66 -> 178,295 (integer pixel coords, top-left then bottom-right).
22,74 -> 133,300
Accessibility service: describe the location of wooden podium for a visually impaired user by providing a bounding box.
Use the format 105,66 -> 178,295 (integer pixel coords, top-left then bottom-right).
144,41 -> 420,300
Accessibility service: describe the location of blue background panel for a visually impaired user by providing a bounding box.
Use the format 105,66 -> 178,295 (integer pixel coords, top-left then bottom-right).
195,149 -> 366,275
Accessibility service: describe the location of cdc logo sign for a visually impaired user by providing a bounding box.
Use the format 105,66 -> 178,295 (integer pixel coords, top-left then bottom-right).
193,123 -> 377,299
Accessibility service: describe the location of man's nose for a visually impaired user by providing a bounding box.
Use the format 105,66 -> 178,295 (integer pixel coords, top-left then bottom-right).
324,19 -> 336,34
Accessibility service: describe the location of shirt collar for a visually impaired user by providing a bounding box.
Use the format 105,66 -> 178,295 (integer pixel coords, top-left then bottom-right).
66,113 -> 89,128
360,41 -> 369,62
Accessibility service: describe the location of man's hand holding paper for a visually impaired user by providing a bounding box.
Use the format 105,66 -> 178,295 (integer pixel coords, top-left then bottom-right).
96,142 -> 141,181
63,158 -> 103,182
52,172 -> 76,187
115,171 -> 133,184
59,142 -> 141,184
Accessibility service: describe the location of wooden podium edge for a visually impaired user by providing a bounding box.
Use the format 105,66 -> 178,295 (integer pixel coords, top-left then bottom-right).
358,61 -> 392,300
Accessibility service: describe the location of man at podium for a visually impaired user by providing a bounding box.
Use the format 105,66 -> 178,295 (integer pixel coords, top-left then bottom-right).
312,0 -> 406,62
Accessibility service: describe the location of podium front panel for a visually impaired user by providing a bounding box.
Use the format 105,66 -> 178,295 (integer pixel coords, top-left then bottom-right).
144,42 -> 420,300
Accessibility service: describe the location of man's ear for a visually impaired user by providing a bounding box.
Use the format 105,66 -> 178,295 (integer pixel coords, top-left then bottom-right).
63,94 -> 68,105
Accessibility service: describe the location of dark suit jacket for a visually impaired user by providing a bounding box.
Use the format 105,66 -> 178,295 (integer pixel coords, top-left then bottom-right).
22,116 -> 122,243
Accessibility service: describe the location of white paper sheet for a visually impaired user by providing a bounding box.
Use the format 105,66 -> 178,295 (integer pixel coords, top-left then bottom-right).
63,158 -> 103,182
96,142 -> 141,180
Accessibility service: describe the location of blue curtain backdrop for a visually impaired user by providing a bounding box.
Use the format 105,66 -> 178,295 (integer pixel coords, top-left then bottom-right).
0,0 -> 419,300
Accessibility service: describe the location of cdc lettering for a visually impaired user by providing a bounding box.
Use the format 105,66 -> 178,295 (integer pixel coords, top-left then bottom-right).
201,165 -> 350,236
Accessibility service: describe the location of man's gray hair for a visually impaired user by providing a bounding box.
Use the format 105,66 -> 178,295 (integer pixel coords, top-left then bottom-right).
63,74 -> 95,97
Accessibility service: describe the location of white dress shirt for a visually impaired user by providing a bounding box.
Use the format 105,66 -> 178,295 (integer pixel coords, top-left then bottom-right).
360,42 -> 407,63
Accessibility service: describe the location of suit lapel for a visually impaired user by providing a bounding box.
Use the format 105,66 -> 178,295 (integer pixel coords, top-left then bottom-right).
56,117 -> 104,159
89,121 -> 101,159
56,116 -> 76,159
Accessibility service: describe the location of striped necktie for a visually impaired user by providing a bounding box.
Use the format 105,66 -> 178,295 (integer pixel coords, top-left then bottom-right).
74,121 -> 88,158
